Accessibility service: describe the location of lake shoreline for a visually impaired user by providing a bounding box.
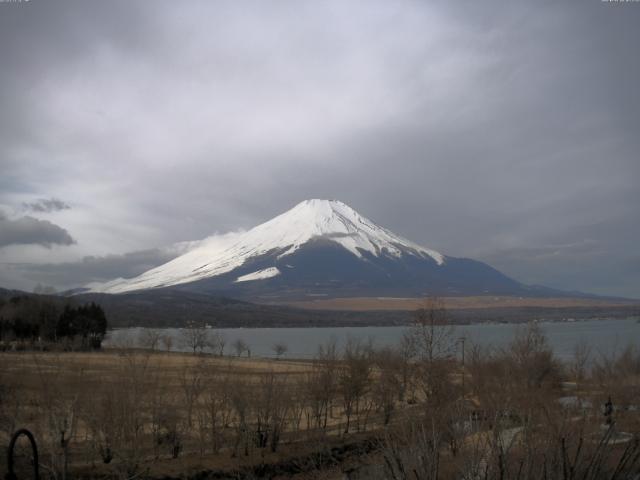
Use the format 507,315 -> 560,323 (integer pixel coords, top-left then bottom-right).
105,317 -> 640,361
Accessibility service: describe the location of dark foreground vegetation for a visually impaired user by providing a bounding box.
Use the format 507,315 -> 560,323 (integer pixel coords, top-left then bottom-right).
0,293 -> 107,350
1,298 -> 639,479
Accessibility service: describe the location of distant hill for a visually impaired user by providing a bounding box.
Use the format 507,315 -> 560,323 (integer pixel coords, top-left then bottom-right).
69,289 -> 640,328
2,286 -> 637,328
72,289 -> 408,328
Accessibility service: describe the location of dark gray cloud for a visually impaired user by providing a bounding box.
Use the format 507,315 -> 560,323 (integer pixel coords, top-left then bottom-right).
11,248 -> 180,289
0,211 -> 75,248
0,0 -> 638,297
22,198 -> 71,213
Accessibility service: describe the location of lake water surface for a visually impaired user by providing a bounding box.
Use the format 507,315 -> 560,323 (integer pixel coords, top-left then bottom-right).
104,317 -> 640,361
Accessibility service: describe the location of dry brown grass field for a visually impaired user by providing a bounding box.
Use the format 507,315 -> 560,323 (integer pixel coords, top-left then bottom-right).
0,348 -> 412,479
284,295 -> 638,311
1,317 -> 639,479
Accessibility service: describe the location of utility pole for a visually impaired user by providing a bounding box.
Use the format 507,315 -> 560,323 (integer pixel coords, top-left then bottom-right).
459,336 -> 466,397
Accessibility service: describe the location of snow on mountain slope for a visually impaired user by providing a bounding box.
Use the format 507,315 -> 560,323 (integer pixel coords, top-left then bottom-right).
87,199 -> 445,294
235,267 -> 281,283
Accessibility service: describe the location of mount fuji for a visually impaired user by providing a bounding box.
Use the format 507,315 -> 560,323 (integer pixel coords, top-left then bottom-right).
86,199 -> 534,299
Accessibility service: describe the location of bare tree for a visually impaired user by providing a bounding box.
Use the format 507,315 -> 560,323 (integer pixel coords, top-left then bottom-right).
112,351 -> 155,477
200,371 -> 232,454
0,364 -> 22,444
272,342 -> 288,360
253,371 -> 291,452
232,338 -> 248,357
407,297 -> 457,407
34,354 -> 84,480
229,377 -> 251,457
339,339 -> 371,434
180,321 -> 210,354
209,331 -> 226,356
307,338 -> 338,431
396,335 -> 415,402
139,328 -> 162,351
592,344 -> 640,412
287,378 -> 307,437
509,322 -> 560,389
408,297 -> 456,363
372,347 -> 402,425
179,359 -> 206,428
570,339 -> 592,384
160,334 -> 173,352
381,419 -> 443,480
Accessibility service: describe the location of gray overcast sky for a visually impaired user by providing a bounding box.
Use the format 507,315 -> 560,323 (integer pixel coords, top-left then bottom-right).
0,0 -> 638,297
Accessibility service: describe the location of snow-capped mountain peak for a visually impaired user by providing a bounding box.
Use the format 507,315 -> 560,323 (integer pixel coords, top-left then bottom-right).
262,199 -> 444,262
87,199 -> 444,294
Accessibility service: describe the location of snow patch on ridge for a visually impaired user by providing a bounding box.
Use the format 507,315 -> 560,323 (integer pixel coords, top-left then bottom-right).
235,267 -> 281,283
